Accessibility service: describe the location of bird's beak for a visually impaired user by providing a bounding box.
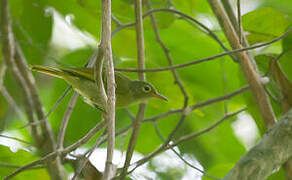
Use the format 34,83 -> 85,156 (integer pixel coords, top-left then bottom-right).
152,92 -> 168,101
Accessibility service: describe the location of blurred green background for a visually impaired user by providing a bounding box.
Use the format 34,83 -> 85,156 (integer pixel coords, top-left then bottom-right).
0,0 -> 291,179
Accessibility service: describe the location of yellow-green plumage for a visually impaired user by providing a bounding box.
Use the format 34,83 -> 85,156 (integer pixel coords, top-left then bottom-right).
30,65 -> 167,111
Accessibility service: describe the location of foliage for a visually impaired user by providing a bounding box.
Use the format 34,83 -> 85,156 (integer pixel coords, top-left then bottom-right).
0,0 -> 291,179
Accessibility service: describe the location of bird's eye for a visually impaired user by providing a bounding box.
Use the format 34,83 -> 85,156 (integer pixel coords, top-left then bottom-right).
142,85 -> 151,93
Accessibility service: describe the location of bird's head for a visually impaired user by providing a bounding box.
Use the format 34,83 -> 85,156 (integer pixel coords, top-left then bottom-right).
130,81 -> 168,102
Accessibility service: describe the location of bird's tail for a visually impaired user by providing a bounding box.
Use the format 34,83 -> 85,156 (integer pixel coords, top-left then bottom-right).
30,65 -> 64,79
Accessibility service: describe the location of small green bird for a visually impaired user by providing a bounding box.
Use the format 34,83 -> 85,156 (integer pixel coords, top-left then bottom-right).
30,65 -> 167,111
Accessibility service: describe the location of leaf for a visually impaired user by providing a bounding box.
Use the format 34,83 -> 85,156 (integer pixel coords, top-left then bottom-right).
269,57 -> 292,113
242,8 -> 291,45
261,0 -> 292,21
0,145 -> 50,179
11,0 -> 53,64
283,30 -> 292,52
267,168 -> 286,180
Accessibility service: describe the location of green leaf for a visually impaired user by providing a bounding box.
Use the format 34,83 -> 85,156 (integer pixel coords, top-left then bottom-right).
267,168 -> 286,180
261,0 -> 292,21
242,8 -> 291,45
283,30 -> 292,52
10,0 -> 53,65
0,145 -> 50,179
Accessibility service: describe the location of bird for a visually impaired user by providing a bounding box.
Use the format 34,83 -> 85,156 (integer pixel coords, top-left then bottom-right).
30,65 -> 168,111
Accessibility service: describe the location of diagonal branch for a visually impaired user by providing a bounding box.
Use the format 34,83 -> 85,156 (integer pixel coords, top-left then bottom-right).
100,0 -> 116,179
119,0 -> 147,179
57,92 -> 79,150
114,27 -> 292,73
152,121 -> 220,180
0,1 -> 65,179
129,108 -> 245,175
144,85 -> 249,122
0,63 -> 26,124
145,1 -> 189,108
223,109 -> 292,180
207,0 -> 276,128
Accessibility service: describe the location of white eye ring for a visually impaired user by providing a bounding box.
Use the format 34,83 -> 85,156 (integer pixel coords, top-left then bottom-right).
142,85 -> 151,93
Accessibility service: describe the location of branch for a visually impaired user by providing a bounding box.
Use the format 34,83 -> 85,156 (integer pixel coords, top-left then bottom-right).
220,0 -> 258,69
119,0 -> 147,179
0,0 -> 37,136
171,108 -> 246,147
72,129 -> 110,180
207,0 -> 276,128
152,121 -> 220,180
98,0 -> 116,179
4,120 -> 106,179
112,8 -> 237,62
224,109 -> 292,180
0,63 -> 26,124
15,43 -> 65,179
3,151 -> 60,180
57,92 -> 79,149
20,86 -> 72,129
0,163 -> 43,170
62,120 -> 106,155
114,27 -> 292,73
145,2 -> 189,108
57,48 -> 101,151
0,1 -> 65,179
237,0 -> 242,44
144,85 -> 249,122
129,108 -> 245,174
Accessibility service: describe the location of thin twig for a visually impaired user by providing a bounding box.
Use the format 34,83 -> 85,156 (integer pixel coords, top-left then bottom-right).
111,14 -> 121,26
0,134 -> 33,146
171,108 -> 246,147
4,120 -> 106,179
112,8 -> 237,62
0,62 -> 7,85
152,121 -> 220,180
220,59 -> 229,114
125,109 -> 136,121
143,5 -> 191,172
143,85 -> 249,122
0,63 -> 26,124
98,122 -> 134,147
3,152 -> 57,180
114,27 -> 292,73
19,86 -> 72,129
129,108 -> 246,174
71,129 -> 108,180
0,0 -> 38,139
207,0 -> 276,127
0,163 -> 43,169
62,120 -> 106,155
145,2 -> 189,108
0,86 -> 27,123
56,47 -> 100,151
57,92 -> 79,149
119,0 -> 147,179
237,0 -> 242,44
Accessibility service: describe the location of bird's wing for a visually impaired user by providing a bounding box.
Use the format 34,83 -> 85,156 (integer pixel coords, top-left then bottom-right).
61,67 -> 132,87
61,67 -> 95,81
